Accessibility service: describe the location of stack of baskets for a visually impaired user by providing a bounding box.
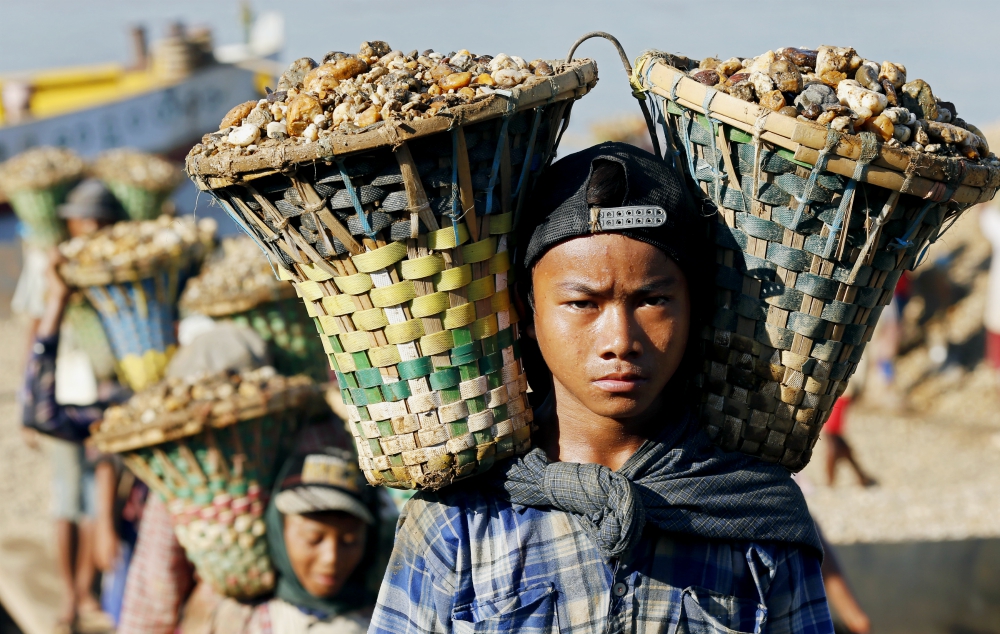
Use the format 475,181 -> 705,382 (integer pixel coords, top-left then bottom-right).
186,54 -> 598,490
180,236 -> 330,382
90,368 -> 322,599
91,149 -> 182,220
58,216 -> 216,391
637,51 -> 1000,469
0,147 -> 84,247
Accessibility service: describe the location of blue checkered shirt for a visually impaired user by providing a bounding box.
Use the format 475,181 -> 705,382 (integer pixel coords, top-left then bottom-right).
370,490 -> 833,633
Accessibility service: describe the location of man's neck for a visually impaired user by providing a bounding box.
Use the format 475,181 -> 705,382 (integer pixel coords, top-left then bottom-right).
537,383 -> 660,471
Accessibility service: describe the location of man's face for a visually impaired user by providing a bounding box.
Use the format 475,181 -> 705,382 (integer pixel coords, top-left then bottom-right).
66,217 -> 111,237
284,511 -> 367,598
529,234 -> 691,420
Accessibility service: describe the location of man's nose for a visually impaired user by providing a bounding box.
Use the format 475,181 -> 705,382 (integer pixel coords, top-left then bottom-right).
595,303 -> 642,360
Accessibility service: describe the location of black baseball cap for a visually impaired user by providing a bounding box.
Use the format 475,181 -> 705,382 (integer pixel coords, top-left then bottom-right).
517,141 -> 704,274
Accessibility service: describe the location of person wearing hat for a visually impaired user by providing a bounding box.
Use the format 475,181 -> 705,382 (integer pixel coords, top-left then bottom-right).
19,178 -> 125,632
118,326 -> 394,634
371,143 -> 834,633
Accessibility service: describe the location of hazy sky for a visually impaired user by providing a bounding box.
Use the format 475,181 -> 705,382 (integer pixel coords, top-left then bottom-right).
3,0 -> 999,149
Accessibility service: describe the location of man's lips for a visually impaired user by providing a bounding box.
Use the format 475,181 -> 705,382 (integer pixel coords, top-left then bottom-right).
592,372 -> 648,393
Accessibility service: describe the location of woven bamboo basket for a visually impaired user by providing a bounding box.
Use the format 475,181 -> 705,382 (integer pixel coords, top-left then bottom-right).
90,371 -> 322,599
59,218 -> 215,391
92,149 -> 183,221
179,239 -> 330,382
187,57 -> 597,490
637,52 -> 1000,469
0,147 -> 85,247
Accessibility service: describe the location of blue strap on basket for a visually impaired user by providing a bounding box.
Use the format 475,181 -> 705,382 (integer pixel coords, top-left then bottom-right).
790,128 -> 842,230
337,158 -> 376,241
484,116 -> 511,216
512,105 -> 546,228
821,132 -> 880,259
447,128 -> 464,245
699,88 -> 727,207
890,159 -> 966,268
215,195 -> 282,280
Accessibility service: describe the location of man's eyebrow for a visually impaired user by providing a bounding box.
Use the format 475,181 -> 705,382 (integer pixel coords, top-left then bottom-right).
554,276 -> 678,294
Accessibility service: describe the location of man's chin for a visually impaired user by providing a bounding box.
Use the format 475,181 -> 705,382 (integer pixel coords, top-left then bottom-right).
587,394 -> 660,421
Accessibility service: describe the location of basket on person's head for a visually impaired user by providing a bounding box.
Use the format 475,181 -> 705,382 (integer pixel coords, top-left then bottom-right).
58,216 -> 217,391
185,42 -> 598,490
90,367 -> 324,600
180,236 -> 330,382
636,47 -> 1000,470
0,147 -> 85,247
91,149 -> 183,220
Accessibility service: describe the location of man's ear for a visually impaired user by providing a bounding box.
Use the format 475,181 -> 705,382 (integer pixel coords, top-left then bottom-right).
511,280 -> 536,340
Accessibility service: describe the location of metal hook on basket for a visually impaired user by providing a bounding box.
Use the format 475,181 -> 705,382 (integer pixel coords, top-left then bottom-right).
565,31 -> 661,158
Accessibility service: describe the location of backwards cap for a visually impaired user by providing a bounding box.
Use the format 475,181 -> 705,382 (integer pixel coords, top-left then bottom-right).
517,141 -> 704,273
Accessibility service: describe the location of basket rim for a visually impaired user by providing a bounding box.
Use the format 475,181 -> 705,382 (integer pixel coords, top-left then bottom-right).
89,376 -> 320,453
179,284 -> 298,317
59,246 -> 203,287
638,55 -> 1000,206
185,58 -> 598,186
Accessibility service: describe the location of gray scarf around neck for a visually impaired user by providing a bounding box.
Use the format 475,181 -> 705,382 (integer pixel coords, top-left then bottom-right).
488,409 -> 821,561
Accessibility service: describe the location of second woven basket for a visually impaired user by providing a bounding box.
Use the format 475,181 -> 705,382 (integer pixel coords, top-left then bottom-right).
638,52 -> 1000,469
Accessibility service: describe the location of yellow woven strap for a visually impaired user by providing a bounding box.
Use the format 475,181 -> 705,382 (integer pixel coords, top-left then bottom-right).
352,307 -> 389,331
322,294 -> 357,316
368,344 -> 402,368
442,302 -> 476,329
304,300 -> 319,317
334,352 -> 357,372
370,280 -> 416,307
426,223 -> 470,250
318,314 -> 341,335
334,273 -> 373,295
352,241 -> 407,273
489,251 -> 511,275
410,291 -> 450,318
466,276 -> 496,302
471,314 -> 499,340
433,265 -> 472,292
295,281 -> 324,302
400,253 -> 445,280
339,330 -> 372,353
277,267 -> 296,281
321,335 -> 335,354
460,238 -> 496,264
301,262 -> 334,282
419,329 -> 455,356
489,212 -> 514,235
491,289 -> 511,313
384,318 -> 426,345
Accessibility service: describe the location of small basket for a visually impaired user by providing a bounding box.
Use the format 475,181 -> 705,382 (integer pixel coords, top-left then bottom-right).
187,57 -> 597,490
59,218 -> 215,391
180,238 -> 329,382
0,147 -> 85,247
92,149 -> 182,221
90,372 -> 322,599
638,53 -> 1000,469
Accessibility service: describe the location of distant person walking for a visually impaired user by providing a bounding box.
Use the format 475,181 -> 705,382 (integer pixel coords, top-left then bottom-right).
983,205 -> 1000,389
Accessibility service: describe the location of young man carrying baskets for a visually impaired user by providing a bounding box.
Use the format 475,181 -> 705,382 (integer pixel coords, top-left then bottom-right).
371,142 -> 834,634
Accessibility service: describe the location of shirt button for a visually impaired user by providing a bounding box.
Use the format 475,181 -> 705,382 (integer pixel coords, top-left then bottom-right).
612,582 -> 628,597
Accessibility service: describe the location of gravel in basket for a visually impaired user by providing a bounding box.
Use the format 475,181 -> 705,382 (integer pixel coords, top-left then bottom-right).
58,216 -> 217,391
0,147 -> 85,247
90,367 -> 323,599
186,44 -> 598,490
638,50 -> 1000,470
180,236 -> 330,382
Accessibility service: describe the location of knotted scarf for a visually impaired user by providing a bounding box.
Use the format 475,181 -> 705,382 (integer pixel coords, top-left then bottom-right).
489,409 -> 821,560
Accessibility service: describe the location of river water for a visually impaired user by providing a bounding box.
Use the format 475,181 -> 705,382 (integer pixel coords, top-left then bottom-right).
1,0 -> 999,231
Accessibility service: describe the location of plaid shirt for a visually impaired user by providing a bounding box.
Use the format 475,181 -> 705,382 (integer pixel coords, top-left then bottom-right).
371,491 -> 833,634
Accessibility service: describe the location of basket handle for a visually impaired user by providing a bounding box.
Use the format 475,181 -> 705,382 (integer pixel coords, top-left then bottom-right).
566,31 -> 661,158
